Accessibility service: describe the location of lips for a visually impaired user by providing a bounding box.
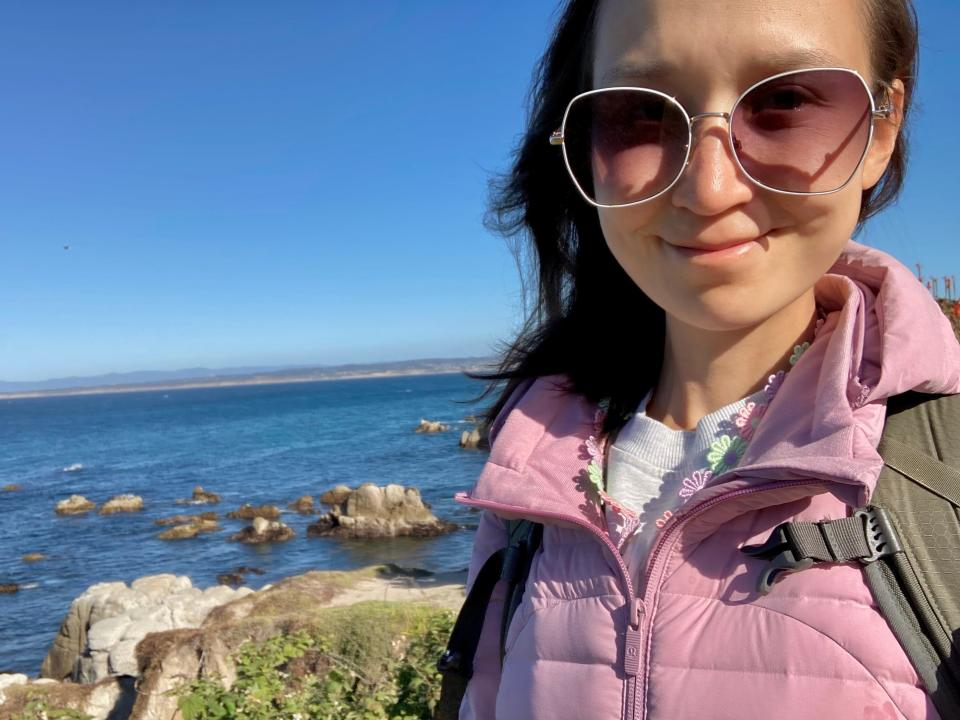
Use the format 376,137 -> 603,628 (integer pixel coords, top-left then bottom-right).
667,234 -> 767,262
672,237 -> 761,252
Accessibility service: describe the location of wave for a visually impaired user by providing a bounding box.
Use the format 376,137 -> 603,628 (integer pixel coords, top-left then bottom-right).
62,463 -> 84,473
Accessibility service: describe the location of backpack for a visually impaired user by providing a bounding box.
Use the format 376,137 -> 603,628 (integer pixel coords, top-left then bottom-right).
434,391 -> 960,720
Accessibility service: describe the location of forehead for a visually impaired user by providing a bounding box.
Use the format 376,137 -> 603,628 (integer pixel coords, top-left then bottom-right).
592,0 -> 873,92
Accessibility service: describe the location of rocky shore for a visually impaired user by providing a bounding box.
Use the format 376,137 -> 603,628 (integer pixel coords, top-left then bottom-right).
0,565 -> 466,720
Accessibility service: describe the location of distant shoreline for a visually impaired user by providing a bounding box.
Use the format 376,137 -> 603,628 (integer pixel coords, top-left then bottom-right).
0,365 -> 493,401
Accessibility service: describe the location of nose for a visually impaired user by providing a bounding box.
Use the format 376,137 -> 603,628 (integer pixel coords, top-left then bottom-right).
670,114 -> 755,216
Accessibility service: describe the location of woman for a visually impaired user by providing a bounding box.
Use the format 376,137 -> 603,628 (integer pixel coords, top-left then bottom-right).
456,0 -> 960,718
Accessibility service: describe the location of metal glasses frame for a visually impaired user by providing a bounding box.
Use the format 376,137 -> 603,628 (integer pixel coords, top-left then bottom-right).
548,66 -> 894,209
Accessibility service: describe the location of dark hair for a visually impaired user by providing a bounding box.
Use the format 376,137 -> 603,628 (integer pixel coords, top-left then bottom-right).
468,0 -> 919,438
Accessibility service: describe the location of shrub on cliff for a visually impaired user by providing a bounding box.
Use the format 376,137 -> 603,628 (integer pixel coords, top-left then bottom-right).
174,605 -> 453,720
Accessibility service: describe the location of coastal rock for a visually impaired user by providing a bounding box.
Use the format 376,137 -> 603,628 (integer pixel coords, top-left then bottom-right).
307,483 -> 456,538
22,553 -> 46,563
1,484 -> 21,492
414,418 -> 449,433
98,494 -> 144,515
154,511 -> 217,526
87,617 -> 131,652
0,674 -> 28,705
217,566 -> 265,588
319,484 -> 351,505
288,495 -> 314,514
0,584 -> 18,594
190,485 -> 220,504
55,495 -> 96,516
229,517 -> 294,544
38,574 -> 249,684
225,503 -> 281,520
217,573 -> 245,588
459,427 -> 489,450
156,517 -> 219,540
0,675 -> 133,720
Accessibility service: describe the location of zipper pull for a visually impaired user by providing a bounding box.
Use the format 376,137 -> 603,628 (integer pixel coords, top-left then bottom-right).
624,598 -> 645,677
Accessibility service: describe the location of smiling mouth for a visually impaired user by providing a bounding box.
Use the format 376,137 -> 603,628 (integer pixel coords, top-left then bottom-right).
669,235 -> 767,261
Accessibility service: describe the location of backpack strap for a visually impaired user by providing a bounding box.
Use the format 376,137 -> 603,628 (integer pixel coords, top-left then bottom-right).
434,519 -> 543,719
499,520 -> 543,667
742,391 -> 960,717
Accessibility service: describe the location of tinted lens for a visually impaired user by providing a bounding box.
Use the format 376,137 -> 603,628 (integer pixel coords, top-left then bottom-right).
563,89 -> 689,206
731,69 -> 873,193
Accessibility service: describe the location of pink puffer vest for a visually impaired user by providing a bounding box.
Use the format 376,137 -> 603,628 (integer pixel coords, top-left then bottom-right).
455,241 -> 960,720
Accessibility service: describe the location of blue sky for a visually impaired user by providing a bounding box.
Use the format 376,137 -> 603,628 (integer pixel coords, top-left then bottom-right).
1,1 -> 957,382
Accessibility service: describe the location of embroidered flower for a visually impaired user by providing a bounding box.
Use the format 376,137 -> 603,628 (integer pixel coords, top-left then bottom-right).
789,342 -> 810,366
707,434 -> 748,475
606,502 -> 642,551
654,510 -> 674,529
587,459 -> 605,494
678,469 -> 712,500
763,369 -> 786,400
734,400 -> 770,441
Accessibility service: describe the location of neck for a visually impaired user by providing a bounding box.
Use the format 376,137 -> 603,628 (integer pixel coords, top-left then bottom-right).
646,289 -> 818,431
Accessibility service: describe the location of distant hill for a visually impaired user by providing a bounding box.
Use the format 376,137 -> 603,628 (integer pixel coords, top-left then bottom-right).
0,365 -> 305,393
0,356 -> 498,399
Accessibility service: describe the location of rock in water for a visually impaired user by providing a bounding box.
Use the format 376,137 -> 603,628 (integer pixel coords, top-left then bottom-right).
414,418 -> 449,433
191,485 -> 220,504
307,483 -> 456,538
319,485 -> 351,505
98,494 -> 144,515
288,495 -> 315,514
459,427 -> 489,449
154,511 -> 218,526
55,495 -> 96,516
226,503 -> 281,520
229,517 -> 295,544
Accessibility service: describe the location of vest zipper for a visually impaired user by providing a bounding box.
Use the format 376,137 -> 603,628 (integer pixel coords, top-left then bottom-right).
632,479 -> 824,720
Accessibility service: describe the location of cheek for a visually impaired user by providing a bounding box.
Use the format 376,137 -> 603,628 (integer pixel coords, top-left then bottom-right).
596,204 -> 661,281
780,180 -> 863,260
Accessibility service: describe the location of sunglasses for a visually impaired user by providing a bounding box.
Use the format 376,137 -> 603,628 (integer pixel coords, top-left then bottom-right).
549,67 -> 894,208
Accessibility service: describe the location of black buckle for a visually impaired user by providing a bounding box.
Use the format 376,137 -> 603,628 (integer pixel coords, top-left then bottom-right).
853,506 -> 903,563
741,523 -> 814,596
437,649 -> 471,678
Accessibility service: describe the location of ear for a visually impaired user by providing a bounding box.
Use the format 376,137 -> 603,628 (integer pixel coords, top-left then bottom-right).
861,78 -> 906,191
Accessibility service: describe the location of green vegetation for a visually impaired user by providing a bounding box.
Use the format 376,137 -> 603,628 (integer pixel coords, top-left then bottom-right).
12,694 -> 92,720
174,602 -> 454,720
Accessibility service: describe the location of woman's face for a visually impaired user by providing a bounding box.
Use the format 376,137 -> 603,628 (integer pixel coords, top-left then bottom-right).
591,0 -> 902,332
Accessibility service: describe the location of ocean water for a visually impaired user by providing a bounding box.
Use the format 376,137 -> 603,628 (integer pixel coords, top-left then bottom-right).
0,372 -> 491,675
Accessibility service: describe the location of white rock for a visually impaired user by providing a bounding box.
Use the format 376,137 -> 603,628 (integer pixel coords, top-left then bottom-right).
87,616 -> 132,651
122,618 -> 170,642
201,585 -> 237,605
84,678 -> 124,720
89,587 -> 149,627
252,516 -> 269,534
108,638 -> 140,676
0,673 -> 28,691
384,483 -> 405,508
128,602 -> 163,621
131,574 -> 191,599
76,651 -> 109,684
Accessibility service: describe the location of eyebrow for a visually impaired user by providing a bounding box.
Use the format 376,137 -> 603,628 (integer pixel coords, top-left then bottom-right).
599,48 -> 848,86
